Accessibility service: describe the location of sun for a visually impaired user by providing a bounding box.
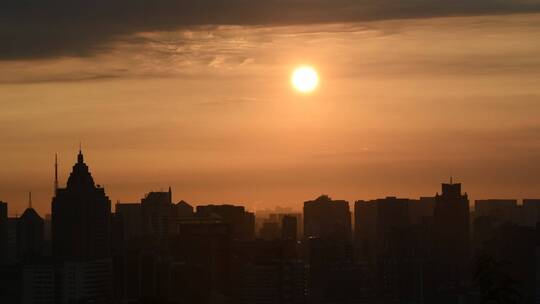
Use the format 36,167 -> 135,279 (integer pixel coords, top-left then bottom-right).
291,66 -> 319,93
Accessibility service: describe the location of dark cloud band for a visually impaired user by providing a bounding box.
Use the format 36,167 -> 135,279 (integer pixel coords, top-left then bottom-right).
2,0 -> 540,60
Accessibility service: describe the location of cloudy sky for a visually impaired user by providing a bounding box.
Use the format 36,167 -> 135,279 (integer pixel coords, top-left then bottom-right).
2,1 -> 540,215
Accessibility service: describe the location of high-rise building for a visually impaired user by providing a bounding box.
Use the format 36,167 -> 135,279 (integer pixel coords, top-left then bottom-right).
303,195 -> 351,242
17,195 -> 44,260
256,211 -> 303,239
21,262 -> 55,304
0,264 -> 21,303
354,199 -> 378,263
240,261 -> 305,304
523,199 -> 540,227
52,149 -> 112,261
6,217 -> 18,264
115,203 -> 143,242
260,222 -> 280,241
409,196 -> 435,225
375,197 -> 410,251
141,189 -> 174,240
0,201 -> 7,264
169,220 -> 233,302
58,259 -> 114,303
433,181 -> 470,288
233,239 -> 304,304
355,197 -> 411,260
196,204 -> 255,240
43,214 -> 52,242
281,215 -> 297,241
355,196 -> 433,302
51,150 -> 113,303
475,199 -> 517,224
304,195 -> 352,304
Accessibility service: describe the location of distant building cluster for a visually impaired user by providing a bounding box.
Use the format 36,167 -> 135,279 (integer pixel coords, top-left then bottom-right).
1,150 -> 540,303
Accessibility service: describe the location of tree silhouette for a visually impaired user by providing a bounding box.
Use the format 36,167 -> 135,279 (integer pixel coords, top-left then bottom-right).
473,254 -> 521,304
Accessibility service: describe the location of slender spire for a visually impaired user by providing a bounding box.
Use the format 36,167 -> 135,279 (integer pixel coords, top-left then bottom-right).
77,143 -> 84,164
168,186 -> 172,204
28,191 -> 32,209
54,153 -> 58,194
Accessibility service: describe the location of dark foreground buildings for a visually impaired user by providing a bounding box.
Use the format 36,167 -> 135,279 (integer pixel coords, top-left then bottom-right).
432,182 -> 471,291
3,152 -> 540,304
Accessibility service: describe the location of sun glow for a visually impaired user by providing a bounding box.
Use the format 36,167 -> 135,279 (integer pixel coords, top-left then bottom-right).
291,66 -> 319,93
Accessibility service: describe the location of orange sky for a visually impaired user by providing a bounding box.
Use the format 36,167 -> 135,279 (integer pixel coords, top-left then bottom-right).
2,14 -> 540,216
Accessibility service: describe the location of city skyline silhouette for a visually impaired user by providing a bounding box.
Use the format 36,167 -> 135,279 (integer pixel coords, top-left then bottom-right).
3,1 -> 540,303
2,148 -> 540,303
4,147 -> 539,217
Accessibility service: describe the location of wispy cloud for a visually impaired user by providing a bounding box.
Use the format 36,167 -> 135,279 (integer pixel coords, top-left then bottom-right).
2,0 -> 540,60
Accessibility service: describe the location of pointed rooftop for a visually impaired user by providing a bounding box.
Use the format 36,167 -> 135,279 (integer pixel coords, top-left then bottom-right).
21,192 -> 42,221
66,148 -> 96,190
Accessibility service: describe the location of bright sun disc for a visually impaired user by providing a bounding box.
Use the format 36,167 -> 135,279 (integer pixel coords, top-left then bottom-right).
291,66 -> 319,93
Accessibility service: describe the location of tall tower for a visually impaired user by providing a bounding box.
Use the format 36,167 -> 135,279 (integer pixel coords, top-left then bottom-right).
433,181 -> 470,288
51,149 -> 111,261
17,195 -> 44,260
51,148 -> 113,303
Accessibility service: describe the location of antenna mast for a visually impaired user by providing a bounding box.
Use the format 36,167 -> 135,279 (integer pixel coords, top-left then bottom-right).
54,153 -> 58,194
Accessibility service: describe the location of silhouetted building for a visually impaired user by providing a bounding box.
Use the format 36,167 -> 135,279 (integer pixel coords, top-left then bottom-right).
304,195 -> 351,242
233,239 -> 304,304
376,197 -> 410,252
281,215 -> 297,241
43,214 -> 52,242
306,236 -> 367,304
115,202 -> 143,241
355,199 -> 378,263
176,200 -> 194,218
43,214 -> 52,256
52,149 -> 112,261
376,223 -> 434,303
6,218 -> 18,264
433,181 -> 470,289
21,261 -> 55,304
304,195 -> 353,303
260,222 -> 280,240
240,260 -> 305,304
141,188 -> 174,240
0,264 -> 21,303
114,247 -> 163,303
355,196 -> 433,302
475,199 -> 517,224
0,201 -> 7,264
17,203 -> 44,260
258,213 -> 302,240
354,197 -> 413,263
169,219 -> 233,302
58,259 -> 114,303
523,199 -> 540,227
110,212 -> 124,255
410,196 -> 435,225
51,150 -> 113,303
196,204 -> 255,240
